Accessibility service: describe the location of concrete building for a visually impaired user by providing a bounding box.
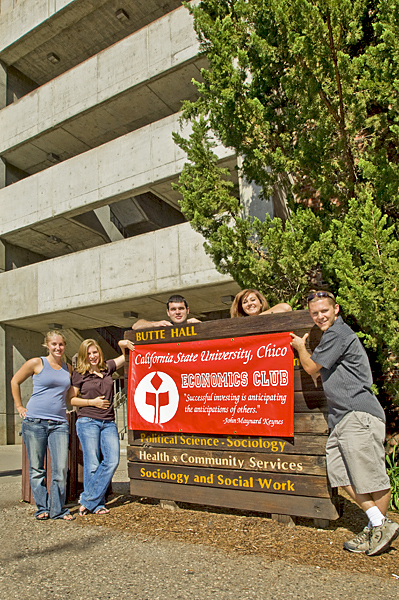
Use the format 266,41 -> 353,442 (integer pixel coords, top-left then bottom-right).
0,1 -> 281,444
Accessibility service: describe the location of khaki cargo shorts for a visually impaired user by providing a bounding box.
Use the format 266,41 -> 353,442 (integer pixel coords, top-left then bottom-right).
326,411 -> 390,494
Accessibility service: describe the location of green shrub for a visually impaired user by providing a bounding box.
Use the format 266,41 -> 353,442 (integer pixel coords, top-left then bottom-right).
386,446 -> 399,511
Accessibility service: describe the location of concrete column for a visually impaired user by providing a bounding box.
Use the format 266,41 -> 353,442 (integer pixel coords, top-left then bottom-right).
0,61 -> 39,441
93,206 -> 125,242
0,0 -> 14,15
237,155 -> 274,220
0,157 -> 5,189
0,240 -> 4,273
0,60 -> 6,109
0,325 -> 43,444
6,66 -> 38,104
0,240 -> 44,274
0,62 -> 31,188
237,156 -> 290,222
2,241 -> 44,270
0,71 -> 5,273
0,325 -> 7,444
0,62 -> 6,195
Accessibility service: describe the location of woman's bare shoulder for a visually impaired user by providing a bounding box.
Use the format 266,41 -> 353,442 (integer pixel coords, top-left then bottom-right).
260,303 -> 292,315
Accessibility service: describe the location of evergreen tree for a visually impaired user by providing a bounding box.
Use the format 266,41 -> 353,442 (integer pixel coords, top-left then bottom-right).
173,0 -> 399,407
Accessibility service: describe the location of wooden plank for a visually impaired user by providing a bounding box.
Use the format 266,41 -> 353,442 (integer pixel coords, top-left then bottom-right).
129,480 -> 339,520
67,410 -> 79,502
284,435 -> 327,455
294,413 -> 328,434
21,441 -> 34,503
293,390 -> 327,412
314,518 -> 330,529
160,499 -> 179,511
271,514 -> 296,527
293,369 -> 323,392
128,446 -> 326,476
133,412 -> 328,436
124,310 -> 320,345
128,462 -> 331,498
128,431 -> 328,455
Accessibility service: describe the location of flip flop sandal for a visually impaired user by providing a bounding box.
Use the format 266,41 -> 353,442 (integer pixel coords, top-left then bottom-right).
94,507 -> 110,515
60,513 -> 75,521
78,506 -> 89,516
35,512 -> 49,520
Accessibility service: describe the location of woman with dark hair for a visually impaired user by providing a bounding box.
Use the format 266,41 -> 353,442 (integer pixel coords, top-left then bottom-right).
11,330 -> 74,521
70,337 -> 134,515
230,289 -> 292,318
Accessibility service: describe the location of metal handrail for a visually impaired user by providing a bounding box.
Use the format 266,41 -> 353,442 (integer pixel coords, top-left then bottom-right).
113,379 -> 127,440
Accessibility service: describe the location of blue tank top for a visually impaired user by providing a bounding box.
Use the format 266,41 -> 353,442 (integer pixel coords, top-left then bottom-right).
26,357 -> 71,422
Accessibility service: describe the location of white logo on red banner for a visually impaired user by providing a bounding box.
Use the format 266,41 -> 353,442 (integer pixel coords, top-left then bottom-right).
134,371 -> 179,424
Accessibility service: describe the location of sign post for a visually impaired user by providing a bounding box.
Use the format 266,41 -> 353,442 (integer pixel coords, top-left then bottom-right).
124,311 -> 339,526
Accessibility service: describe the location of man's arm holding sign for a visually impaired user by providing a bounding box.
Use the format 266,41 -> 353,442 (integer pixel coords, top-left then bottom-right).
290,332 -> 322,385
133,318 -> 172,330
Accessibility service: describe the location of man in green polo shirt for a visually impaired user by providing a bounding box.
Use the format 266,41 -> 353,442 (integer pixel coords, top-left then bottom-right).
291,290 -> 398,556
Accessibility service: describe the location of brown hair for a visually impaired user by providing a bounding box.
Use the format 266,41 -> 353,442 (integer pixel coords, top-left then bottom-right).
230,289 -> 269,318
166,294 -> 188,309
76,339 -> 106,374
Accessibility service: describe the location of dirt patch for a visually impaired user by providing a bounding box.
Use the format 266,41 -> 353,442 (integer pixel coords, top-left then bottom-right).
73,490 -> 399,581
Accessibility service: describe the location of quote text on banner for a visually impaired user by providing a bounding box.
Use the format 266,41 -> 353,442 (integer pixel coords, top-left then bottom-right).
128,332 -> 294,437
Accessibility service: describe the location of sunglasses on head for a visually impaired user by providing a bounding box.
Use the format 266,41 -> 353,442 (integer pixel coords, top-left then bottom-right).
307,291 -> 336,302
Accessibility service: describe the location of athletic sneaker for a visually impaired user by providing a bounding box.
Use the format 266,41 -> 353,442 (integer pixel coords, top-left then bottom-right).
343,526 -> 371,553
366,518 -> 399,556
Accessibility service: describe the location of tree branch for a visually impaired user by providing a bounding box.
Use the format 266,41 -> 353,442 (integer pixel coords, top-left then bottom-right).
326,10 -> 357,189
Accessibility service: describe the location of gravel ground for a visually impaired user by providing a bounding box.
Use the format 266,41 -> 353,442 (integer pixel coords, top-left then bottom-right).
76,487 -> 399,580
1,446 -> 398,600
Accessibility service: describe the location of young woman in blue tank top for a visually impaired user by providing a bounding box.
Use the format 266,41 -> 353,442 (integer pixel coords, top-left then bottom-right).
11,330 -> 75,521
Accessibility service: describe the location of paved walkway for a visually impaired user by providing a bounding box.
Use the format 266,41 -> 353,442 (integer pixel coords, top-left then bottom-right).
0,444 -> 397,600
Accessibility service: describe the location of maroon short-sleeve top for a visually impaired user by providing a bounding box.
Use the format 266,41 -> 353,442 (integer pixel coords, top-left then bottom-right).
71,359 -> 117,421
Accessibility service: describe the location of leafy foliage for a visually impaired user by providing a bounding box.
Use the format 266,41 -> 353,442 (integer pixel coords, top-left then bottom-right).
386,446 -> 399,510
174,0 -> 399,406
324,193 -> 399,401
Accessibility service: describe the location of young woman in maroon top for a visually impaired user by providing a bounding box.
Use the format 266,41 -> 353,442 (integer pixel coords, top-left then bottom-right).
70,338 -> 134,515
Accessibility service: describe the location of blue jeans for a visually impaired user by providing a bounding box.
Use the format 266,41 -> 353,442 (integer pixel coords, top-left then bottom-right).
76,417 -> 119,512
22,418 -> 70,519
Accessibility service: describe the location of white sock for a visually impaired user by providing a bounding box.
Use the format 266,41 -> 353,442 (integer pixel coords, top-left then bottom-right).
366,506 -> 384,527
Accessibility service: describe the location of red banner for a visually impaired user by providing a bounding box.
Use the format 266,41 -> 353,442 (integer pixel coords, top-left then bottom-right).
128,332 -> 294,437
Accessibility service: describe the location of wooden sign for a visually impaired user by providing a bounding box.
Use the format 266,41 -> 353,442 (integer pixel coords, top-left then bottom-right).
124,311 -> 339,524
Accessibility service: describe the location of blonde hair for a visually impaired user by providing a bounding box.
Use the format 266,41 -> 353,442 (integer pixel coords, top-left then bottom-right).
42,330 -> 66,350
230,289 -> 269,318
76,339 -> 106,374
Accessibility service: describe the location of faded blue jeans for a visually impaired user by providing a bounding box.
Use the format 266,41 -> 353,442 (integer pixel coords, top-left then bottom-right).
76,417 -> 119,512
21,418 -> 70,519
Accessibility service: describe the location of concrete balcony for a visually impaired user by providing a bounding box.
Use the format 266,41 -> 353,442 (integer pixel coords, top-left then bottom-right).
0,0 -> 75,59
0,0 -> 183,86
0,112 -> 236,257
0,222 -> 240,330
0,4 -> 203,174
